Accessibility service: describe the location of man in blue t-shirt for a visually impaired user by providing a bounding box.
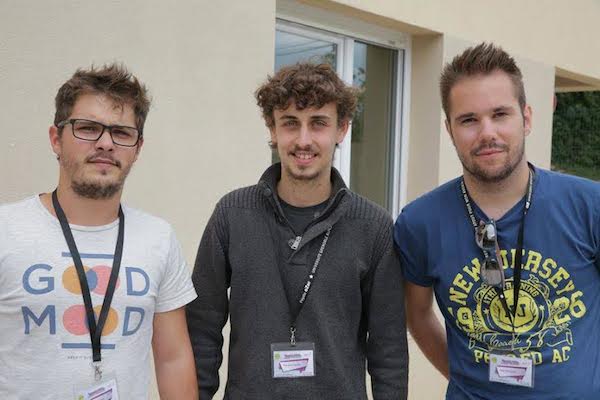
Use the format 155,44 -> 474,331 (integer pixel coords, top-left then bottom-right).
395,42 -> 600,399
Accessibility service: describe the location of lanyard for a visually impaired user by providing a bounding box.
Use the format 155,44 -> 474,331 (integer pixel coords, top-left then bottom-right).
281,227 -> 332,345
52,190 -> 124,380
460,169 -> 533,323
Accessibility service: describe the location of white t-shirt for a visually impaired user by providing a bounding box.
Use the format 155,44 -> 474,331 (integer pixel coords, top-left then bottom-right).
0,195 -> 197,399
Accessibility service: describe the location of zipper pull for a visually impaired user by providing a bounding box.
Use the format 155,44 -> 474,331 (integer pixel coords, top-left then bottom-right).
289,236 -> 302,250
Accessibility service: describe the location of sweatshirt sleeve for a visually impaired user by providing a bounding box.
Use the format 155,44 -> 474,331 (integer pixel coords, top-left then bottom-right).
186,203 -> 231,399
365,219 -> 409,400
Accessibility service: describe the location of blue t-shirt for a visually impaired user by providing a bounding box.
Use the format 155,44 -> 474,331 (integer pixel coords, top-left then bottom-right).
395,167 -> 600,399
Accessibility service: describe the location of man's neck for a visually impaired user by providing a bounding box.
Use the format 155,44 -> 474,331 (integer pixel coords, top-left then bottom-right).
463,161 -> 531,221
40,184 -> 121,226
277,171 -> 332,208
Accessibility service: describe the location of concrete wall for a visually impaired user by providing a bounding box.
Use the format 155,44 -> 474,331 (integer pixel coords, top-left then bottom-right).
322,0 -> 600,86
0,0 -> 592,399
0,1 -> 274,398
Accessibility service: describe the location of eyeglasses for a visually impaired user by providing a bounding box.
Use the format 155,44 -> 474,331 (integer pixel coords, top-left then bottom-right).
57,119 -> 142,147
475,219 -> 505,288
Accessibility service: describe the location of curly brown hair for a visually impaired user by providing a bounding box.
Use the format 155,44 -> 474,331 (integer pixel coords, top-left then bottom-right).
440,42 -> 526,120
54,63 -> 151,134
255,63 -> 359,129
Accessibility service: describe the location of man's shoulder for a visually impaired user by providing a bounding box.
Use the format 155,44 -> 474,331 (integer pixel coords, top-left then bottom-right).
401,177 -> 461,219
215,184 -> 265,210
0,195 -> 41,221
121,204 -> 174,234
538,167 -> 600,195
344,190 -> 393,225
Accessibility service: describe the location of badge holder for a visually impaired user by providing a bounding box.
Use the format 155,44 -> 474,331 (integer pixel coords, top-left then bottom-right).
73,362 -> 120,400
271,342 -> 316,379
489,351 -> 534,388
271,327 -> 316,379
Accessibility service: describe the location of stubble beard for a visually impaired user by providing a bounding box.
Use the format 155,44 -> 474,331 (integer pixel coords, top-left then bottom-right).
62,156 -> 131,200
461,137 -> 525,184
71,179 -> 123,200
283,162 -> 322,183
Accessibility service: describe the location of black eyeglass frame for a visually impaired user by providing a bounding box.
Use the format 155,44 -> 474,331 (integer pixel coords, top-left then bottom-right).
56,118 -> 143,147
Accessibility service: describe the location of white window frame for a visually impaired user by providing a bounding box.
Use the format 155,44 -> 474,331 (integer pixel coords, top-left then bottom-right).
276,0 -> 411,216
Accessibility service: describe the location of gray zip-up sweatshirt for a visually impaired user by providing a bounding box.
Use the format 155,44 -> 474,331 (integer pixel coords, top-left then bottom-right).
186,164 -> 408,399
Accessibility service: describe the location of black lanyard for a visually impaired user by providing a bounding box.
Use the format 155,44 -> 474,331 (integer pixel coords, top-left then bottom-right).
460,170 -> 533,322
280,227 -> 332,345
52,190 -> 124,377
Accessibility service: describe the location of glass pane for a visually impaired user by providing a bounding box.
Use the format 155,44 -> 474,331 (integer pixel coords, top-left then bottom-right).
350,42 -> 397,211
275,30 -> 337,71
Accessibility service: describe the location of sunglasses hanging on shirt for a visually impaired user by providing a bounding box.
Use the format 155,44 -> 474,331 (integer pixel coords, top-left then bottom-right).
475,219 -> 505,288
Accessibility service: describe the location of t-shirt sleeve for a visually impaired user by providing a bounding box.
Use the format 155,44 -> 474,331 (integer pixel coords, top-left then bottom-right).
394,209 -> 434,287
155,227 -> 197,313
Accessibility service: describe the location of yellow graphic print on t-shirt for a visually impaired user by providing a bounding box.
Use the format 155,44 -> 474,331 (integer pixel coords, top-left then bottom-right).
446,247 -> 586,366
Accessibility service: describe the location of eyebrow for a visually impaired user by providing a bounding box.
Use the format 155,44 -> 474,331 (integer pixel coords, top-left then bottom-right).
278,114 -> 333,121
310,115 -> 332,120
454,112 -> 475,123
453,105 -> 516,123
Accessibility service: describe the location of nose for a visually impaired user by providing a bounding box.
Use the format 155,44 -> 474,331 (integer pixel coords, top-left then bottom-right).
297,125 -> 312,147
95,128 -> 115,151
479,117 -> 498,141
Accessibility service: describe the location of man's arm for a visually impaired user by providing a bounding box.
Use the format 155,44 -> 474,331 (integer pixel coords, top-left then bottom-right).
186,205 -> 230,399
366,223 -> 409,400
152,307 -> 198,400
405,281 -> 449,379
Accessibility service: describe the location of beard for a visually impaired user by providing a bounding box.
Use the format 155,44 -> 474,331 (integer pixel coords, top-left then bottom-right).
460,138 -> 525,183
283,161 -> 321,182
280,144 -> 330,183
71,179 -> 123,200
62,152 -> 131,200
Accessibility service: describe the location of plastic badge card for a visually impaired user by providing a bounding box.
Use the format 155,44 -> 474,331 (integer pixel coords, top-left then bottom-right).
489,354 -> 534,388
74,376 -> 119,400
271,342 -> 315,378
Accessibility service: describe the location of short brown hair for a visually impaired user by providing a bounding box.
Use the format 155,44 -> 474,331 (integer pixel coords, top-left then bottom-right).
255,63 -> 359,129
440,42 -> 526,120
54,63 -> 151,133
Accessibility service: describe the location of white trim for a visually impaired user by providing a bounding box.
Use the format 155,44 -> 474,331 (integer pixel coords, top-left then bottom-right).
336,37 -> 354,185
275,2 -> 412,213
276,0 -> 409,49
276,21 -> 344,50
397,42 -> 412,216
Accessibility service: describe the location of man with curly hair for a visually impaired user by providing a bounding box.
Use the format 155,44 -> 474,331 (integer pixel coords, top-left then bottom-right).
187,62 -> 408,399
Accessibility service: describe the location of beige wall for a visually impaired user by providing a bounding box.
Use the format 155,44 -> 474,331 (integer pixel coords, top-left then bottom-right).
1,0 -> 275,253
0,1 -> 275,399
1,1 -> 594,399
321,0 -> 600,86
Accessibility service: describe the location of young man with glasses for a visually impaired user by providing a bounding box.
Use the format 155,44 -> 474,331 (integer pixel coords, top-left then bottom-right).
395,42 -> 600,398
186,63 -> 408,399
0,64 -> 198,399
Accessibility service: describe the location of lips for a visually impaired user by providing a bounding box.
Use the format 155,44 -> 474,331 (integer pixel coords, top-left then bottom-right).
472,144 -> 508,157
476,149 -> 504,156
87,155 -> 120,168
293,151 -> 316,160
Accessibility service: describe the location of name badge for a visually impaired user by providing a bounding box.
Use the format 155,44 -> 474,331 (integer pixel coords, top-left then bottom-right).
271,342 -> 315,378
489,353 -> 534,388
74,375 -> 120,400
